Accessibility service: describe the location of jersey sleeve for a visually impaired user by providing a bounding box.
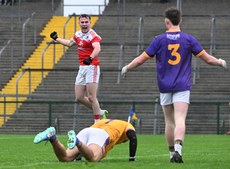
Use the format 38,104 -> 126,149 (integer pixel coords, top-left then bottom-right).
126,122 -> 135,132
190,35 -> 205,57
145,36 -> 159,58
90,30 -> 102,43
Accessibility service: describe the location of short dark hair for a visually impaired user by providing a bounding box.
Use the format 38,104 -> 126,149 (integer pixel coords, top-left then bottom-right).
164,7 -> 181,25
79,14 -> 91,20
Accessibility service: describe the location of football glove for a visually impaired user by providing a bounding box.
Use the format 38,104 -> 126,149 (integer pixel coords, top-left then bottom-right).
50,31 -> 58,40
83,57 -> 93,65
219,58 -> 227,68
121,65 -> 128,77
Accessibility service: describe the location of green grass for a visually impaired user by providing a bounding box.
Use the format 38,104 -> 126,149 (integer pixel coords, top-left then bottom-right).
0,134 -> 229,169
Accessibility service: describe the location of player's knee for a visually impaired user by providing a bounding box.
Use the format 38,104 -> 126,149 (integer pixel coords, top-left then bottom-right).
75,97 -> 81,102
57,157 -> 69,162
75,95 -> 84,102
87,95 -> 97,103
92,155 -> 101,162
85,155 -> 100,162
58,155 -> 77,162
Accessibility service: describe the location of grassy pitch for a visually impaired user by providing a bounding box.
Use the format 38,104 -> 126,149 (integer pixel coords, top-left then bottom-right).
0,134 -> 229,169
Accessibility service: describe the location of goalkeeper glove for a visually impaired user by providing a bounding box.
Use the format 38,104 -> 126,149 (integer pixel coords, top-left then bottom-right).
219,58 -> 227,68
121,65 -> 128,77
50,31 -> 58,40
83,57 -> 93,65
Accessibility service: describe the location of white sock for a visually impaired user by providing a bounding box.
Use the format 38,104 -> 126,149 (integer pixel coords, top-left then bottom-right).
94,119 -> 100,123
100,109 -> 104,115
170,151 -> 175,159
174,144 -> 182,156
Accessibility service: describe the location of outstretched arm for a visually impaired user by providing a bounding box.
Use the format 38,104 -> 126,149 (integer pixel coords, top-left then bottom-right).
200,51 -> 227,68
50,31 -> 75,47
126,130 -> 137,161
121,52 -> 149,76
56,38 -> 75,47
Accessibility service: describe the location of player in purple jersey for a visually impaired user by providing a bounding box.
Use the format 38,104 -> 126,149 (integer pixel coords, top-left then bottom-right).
145,32 -> 205,93
121,7 -> 227,163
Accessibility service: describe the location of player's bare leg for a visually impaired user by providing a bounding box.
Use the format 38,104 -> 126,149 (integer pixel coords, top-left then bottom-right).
168,102 -> 188,163
173,102 -> 188,159
162,104 -> 175,160
34,127 -> 80,162
75,84 -> 108,122
75,85 -> 92,109
86,83 -> 101,121
162,104 -> 175,146
67,130 -> 104,162
51,140 -> 80,162
173,102 -> 188,142
76,143 -> 104,162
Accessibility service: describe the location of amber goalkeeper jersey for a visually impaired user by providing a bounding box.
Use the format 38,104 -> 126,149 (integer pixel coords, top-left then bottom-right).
91,119 -> 135,158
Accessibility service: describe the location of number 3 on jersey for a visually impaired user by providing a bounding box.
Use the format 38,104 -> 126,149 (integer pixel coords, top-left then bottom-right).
168,44 -> 181,65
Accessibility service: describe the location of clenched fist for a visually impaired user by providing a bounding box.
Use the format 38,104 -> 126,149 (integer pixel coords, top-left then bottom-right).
50,31 -> 58,40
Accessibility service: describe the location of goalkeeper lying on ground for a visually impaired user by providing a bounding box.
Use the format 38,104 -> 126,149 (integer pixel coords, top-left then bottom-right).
34,119 -> 137,162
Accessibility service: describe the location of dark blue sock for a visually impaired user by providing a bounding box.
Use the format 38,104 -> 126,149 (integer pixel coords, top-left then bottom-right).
49,135 -> 56,143
75,137 -> 79,145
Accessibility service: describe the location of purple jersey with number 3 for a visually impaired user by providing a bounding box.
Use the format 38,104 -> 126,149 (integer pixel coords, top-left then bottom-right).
145,31 -> 205,93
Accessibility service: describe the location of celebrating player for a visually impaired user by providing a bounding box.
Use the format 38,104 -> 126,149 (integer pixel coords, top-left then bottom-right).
34,119 -> 137,162
50,14 -> 108,123
121,7 -> 227,163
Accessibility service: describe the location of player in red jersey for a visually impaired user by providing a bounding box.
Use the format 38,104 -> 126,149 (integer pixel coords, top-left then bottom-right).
50,14 -> 108,123
34,119 -> 137,162
121,7 -> 227,163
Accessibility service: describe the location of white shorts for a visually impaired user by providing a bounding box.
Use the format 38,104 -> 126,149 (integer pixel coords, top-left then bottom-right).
76,128 -> 109,147
160,90 -> 190,105
75,65 -> 100,85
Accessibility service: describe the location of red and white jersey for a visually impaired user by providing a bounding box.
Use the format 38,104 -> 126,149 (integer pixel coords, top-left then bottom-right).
72,29 -> 102,65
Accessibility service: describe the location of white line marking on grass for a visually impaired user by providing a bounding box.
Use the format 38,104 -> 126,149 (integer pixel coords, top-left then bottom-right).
0,162 -> 55,169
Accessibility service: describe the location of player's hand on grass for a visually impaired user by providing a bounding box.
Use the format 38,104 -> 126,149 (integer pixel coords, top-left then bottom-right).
219,58 -> 227,68
121,65 -> 128,77
50,31 -> 58,40
83,57 -> 93,65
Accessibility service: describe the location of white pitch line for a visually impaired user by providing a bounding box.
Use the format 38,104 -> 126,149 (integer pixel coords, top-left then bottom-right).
0,162 -> 56,169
